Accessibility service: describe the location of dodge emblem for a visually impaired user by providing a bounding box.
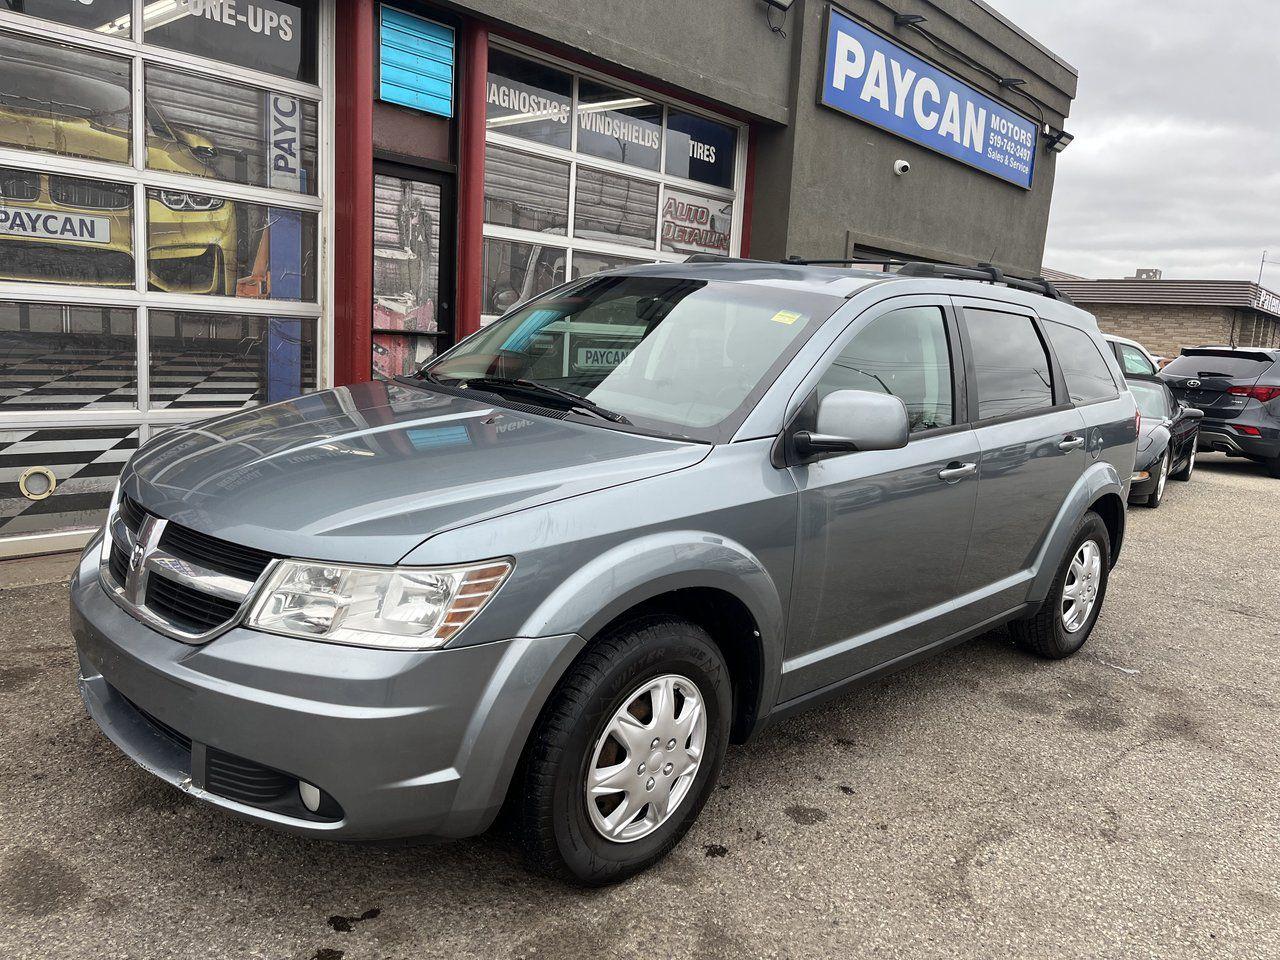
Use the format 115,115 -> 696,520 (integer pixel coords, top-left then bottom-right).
130,540 -> 146,572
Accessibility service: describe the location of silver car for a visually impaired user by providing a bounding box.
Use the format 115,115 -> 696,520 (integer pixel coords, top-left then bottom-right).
70,260 -> 1138,884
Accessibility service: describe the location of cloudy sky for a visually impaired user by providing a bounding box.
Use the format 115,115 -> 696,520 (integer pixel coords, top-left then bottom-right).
991,0 -> 1280,283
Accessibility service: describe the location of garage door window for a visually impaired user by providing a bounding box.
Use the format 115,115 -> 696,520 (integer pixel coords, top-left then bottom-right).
482,44 -> 745,323
0,3 -> 329,547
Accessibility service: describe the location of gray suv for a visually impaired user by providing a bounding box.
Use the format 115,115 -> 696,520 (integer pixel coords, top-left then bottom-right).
69,260 -> 1138,884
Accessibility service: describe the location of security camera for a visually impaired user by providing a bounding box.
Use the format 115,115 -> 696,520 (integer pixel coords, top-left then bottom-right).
893,159 -> 911,176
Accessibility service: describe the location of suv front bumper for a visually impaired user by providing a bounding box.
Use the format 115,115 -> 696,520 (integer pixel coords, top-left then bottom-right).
70,538 -> 583,840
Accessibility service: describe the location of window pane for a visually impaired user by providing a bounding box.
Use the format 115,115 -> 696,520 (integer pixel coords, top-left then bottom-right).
483,143 -> 569,235
1045,321 -> 1118,403
571,251 -> 647,280
820,306 -> 953,433
145,65 -> 319,195
573,168 -> 657,249
1128,380 -> 1171,419
482,238 -> 565,316
143,0 -> 319,84
0,30 -> 132,164
373,332 -> 437,380
1,425 -> 137,538
965,308 -> 1054,419
665,110 -> 736,188
1118,343 -> 1155,376
146,190 -> 317,300
374,174 -> 442,333
0,166 -> 135,287
149,310 -> 316,408
661,186 -> 732,257
0,302 -> 136,411
2,0 -> 131,35
577,79 -> 662,171
485,48 -> 572,148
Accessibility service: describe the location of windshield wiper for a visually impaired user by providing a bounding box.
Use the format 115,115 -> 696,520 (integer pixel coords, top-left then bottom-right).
459,377 -> 632,424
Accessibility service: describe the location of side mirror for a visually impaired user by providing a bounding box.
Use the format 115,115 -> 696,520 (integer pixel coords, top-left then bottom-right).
794,389 -> 910,460
1182,406 -> 1204,420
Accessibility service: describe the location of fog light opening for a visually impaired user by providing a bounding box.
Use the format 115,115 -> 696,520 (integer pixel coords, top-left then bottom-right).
299,780 -> 322,813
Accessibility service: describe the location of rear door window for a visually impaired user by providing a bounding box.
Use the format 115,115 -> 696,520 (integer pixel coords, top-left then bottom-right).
963,308 -> 1054,420
1116,343 -> 1156,376
1046,322 -> 1119,403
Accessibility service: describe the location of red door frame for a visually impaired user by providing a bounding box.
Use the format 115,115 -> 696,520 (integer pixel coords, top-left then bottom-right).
332,0 -> 375,386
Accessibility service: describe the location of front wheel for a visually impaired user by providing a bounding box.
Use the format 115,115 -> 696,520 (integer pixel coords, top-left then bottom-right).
1142,450 -> 1170,507
1010,511 -> 1111,659
516,616 -> 731,885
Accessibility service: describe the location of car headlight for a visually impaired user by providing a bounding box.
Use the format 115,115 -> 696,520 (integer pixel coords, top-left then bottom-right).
154,190 -> 225,212
244,559 -> 512,650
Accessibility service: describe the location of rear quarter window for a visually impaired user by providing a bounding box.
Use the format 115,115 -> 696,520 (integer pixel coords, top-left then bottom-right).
1047,322 -> 1120,403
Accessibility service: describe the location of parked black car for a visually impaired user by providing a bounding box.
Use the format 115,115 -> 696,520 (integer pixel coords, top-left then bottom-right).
1127,375 -> 1203,507
1161,346 -> 1280,477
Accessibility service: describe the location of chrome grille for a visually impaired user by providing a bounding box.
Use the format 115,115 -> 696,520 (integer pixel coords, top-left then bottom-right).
48,175 -> 131,210
100,497 -> 274,643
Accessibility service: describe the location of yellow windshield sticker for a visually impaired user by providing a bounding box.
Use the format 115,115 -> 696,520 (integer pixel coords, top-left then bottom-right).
770,310 -> 804,325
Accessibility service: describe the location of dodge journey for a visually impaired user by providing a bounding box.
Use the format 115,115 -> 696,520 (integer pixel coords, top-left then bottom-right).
70,259 -> 1138,884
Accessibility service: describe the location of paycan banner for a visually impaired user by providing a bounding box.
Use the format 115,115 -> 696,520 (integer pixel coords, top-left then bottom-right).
820,7 -> 1037,189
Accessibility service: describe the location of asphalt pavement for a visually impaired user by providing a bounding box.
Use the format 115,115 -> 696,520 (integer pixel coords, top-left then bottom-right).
2,452 -> 1277,959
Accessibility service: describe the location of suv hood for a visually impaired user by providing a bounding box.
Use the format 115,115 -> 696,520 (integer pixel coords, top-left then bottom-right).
124,381 -> 708,565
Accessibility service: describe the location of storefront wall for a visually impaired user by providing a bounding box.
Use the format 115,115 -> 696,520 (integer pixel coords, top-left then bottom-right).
0,1 -> 334,553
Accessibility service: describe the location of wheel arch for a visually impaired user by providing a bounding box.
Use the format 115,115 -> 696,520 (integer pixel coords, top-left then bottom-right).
1028,462 -> 1127,603
516,531 -> 785,744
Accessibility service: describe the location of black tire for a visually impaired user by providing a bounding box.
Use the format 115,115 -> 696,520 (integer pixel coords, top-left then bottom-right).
1268,456 -> 1280,480
1171,443 -> 1195,481
516,616 -> 731,885
1010,511 -> 1111,659
1141,450 -> 1170,507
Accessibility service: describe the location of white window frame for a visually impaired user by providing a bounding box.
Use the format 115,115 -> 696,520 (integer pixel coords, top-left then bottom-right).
0,0 -> 335,553
481,38 -> 749,324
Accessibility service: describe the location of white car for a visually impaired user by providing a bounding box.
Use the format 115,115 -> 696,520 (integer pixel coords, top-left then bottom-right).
1103,333 -> 1163,376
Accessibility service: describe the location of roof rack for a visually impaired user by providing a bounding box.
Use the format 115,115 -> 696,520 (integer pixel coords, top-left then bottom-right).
894,261 -> 1073,303
685,254 -> 1074,304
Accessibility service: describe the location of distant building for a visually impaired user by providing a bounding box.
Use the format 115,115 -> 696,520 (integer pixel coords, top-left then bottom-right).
1049,273 -> 1280,358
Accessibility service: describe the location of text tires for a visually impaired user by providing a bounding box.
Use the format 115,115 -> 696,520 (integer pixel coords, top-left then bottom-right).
1010,511 -> 1111,659
516,616 -> 731,885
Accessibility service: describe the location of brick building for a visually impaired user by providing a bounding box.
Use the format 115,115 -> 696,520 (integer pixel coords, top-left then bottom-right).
1048,277 -> 1280,359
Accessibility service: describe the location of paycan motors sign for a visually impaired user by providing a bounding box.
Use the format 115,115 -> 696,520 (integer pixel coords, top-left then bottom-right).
819,6 -> 1038,189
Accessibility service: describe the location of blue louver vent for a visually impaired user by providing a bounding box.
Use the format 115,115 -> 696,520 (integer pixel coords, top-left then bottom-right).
379,6 -> 455,118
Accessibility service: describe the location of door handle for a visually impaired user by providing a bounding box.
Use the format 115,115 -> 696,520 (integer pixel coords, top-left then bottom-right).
938,461 -> 977,482
1058,435 -> 1085,451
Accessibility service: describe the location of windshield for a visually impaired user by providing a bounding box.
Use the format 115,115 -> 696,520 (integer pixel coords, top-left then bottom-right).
425,275 -> 843,441
1128,380 -> 1170,419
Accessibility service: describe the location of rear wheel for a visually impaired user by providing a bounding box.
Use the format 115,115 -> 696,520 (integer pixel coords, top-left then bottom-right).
516,616 -> 731,885
1011,511 -> 1111,659
1171,443 -> 1195,481
1268,456 -> 1280,479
